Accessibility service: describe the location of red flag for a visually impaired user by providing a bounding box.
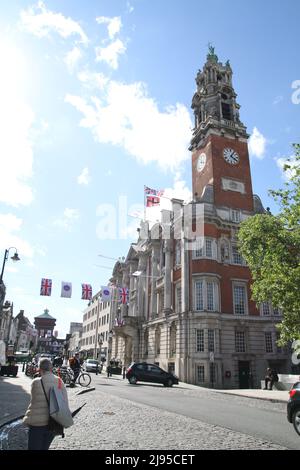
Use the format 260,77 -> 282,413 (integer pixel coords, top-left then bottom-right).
146,196 -> 160,207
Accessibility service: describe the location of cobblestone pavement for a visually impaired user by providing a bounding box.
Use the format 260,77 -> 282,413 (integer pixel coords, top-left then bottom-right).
3,385 -> 287,450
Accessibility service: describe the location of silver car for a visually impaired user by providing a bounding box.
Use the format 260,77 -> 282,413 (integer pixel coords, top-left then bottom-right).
83,359 -> 101,373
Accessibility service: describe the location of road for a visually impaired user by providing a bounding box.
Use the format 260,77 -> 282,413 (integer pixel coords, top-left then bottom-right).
89,374 -> 300,450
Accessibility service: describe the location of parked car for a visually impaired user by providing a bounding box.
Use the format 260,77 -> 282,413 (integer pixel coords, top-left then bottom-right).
83,359 -> 101,373
126,362 -> 179,387
287,381 -> 300,436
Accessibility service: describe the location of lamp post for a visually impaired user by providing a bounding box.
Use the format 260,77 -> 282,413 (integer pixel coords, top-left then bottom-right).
0,247 -> 21,283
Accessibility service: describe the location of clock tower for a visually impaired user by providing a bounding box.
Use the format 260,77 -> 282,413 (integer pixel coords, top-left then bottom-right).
190,46 -> 254,212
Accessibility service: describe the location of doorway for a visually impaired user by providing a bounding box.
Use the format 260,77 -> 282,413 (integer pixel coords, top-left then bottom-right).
238,361 -> 250,389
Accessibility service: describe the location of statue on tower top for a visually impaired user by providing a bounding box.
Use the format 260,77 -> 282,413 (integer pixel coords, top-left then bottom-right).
207,42 -> 218,63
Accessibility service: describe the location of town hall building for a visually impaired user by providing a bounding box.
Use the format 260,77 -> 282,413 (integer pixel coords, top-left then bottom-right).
107,48 -> 291,389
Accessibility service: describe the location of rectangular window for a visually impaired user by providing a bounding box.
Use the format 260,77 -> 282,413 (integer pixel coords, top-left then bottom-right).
208,329 -> 215,352
193,238 -> 203,258
273,306 -> 280,316
232,245 -> 243,265
265,332 -> 273,353
262,302 -> 270,316
196,329 -> 204,352
207,282 -> 214,311
197,365 -> 205,383
195,280 -> 204,311
235,331 -> 246,352
234,285 -> 247,315
205,239 -> 213,258
231,209 -> 241,223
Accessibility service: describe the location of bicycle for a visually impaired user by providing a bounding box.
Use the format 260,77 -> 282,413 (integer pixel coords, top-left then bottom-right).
53,366 -> 91,387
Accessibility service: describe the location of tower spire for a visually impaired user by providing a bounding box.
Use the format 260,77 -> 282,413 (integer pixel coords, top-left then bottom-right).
189,49 -> 248,151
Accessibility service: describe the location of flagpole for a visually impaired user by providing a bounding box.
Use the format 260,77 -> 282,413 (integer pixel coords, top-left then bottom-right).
144,185 -> 146,221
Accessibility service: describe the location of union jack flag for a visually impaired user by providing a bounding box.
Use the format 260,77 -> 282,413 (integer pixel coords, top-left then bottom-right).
144,186 -> 164,197
118,287 -> 129,304
81,283 -> 92,300
40,278 -> 52,296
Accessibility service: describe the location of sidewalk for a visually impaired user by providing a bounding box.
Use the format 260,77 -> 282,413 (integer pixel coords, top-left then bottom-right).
98,373 -> 290,403
212,388 -> 289,403
0,373 -> 31,427
176,379 -> 289,402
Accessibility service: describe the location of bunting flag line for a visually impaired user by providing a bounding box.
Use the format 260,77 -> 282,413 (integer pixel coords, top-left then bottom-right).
40,278 -> 52,296
61,281 -> 72,298
101,286 -> 111,302
82,284 -> 92,300
118,287 -> 129,304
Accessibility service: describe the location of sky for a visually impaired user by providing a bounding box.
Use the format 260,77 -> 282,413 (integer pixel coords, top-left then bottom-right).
0,0 -> 299,337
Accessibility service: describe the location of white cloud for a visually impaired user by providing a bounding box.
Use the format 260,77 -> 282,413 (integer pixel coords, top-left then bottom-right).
248,127 -> 267,159
77,70 -> 108,90
0,214 -> 34,258
20,1 -> 88,45
53,208 -> 80,230
77,167 -> 90,185
65,79 -> 192,172
65,46 -> 82,72
273,95 -> 283,105
0,41 -> 34,207
275,155 -> 298,180
95,39 -> 126,69
96,16 -> 122,40
126,2 -> 134,13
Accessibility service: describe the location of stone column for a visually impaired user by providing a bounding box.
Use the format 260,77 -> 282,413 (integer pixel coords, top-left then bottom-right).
150,243 -> 160,318
163,239 -> 172,315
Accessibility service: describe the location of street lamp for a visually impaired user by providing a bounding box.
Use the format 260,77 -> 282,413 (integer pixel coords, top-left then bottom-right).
0,247 -> 21,283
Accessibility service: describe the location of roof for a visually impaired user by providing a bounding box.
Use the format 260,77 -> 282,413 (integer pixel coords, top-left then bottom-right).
34,309 -> 56,320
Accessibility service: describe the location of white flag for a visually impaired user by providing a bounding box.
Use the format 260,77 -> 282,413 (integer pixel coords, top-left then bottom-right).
61,281 -> 72,298
101,286 -> 111,302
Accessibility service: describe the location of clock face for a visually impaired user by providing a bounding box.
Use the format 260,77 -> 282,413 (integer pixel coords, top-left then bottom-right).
223,148 -> 239,165
197,153 -> 206,172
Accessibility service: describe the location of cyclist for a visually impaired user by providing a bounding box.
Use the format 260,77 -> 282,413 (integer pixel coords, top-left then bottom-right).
69,353 -> 81,384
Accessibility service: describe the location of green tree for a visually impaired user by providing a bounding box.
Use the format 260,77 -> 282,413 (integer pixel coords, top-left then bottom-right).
238,144 -> 300,345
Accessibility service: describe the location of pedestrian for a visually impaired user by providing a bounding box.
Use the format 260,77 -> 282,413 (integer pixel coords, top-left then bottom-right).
23,357 -> 70,450
122,366 -> 126,379
95,362 -> 99,375
107,365 -> 111,378
69,353 -> 81,385
264,367 -> 278,390
52,355 -> 63,368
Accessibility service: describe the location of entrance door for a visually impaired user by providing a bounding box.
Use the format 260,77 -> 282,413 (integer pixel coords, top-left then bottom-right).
238,361 -> 250,389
